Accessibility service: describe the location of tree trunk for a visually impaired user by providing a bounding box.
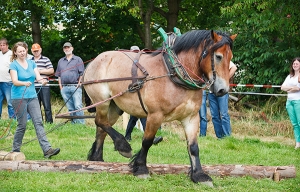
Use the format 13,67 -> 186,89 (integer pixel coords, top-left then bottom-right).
166,0 -> 180,32
31,12 -> 42,45
139,0 -> 153,49
0,160 -> 295,181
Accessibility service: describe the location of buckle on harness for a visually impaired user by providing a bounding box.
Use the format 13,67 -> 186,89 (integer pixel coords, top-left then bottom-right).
128,80 -> 144,93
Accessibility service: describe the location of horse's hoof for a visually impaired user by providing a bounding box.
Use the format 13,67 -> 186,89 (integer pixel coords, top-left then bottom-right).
119,151 -> 132,158
201,181 -> 214,187
137,174 -> 151,179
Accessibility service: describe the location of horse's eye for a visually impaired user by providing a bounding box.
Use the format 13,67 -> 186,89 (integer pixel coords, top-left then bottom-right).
215,55 -> 222,61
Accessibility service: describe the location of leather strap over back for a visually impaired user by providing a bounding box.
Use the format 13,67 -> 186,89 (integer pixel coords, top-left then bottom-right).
125,51 -> 149,115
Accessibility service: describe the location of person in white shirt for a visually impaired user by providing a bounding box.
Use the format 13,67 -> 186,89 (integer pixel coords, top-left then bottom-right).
281,57 -> 300,149
0,38 -> 15,118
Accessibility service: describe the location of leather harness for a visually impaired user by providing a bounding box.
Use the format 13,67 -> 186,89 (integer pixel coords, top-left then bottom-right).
123,51 -> 149,114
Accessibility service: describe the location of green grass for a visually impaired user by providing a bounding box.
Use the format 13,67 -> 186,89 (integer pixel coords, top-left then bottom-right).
0,118 -> 300,192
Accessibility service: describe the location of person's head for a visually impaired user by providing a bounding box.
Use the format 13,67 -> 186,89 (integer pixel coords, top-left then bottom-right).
31,43 -> 42,57
0,38 -> 9,53
22,42 -> 29,56
130,46 -> 140,52
63,42 -> 73,56
10,42 -> 27,62
290,57 -> 300,76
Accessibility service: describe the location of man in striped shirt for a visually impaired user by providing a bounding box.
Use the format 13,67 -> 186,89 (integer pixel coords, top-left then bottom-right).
31,43 -> 54,123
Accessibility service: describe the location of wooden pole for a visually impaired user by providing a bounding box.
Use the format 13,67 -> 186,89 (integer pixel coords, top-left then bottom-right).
0,160 -> 295,181
0,151 -> 25,161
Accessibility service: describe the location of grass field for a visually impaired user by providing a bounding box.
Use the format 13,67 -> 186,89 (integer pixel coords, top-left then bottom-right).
0,101 -> 299,191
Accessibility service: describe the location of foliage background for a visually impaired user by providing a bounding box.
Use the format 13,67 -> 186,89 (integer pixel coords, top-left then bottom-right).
1,0 -> 300,101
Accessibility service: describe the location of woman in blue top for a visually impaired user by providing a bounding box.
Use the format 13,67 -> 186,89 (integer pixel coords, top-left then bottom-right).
9,42 -> 60,158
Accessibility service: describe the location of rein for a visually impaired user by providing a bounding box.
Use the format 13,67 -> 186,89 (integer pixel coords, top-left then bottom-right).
161,30 -> 215,90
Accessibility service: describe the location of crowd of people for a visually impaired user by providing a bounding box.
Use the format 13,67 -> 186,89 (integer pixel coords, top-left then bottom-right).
1,38 -> 299,159
0,38 -> 87,158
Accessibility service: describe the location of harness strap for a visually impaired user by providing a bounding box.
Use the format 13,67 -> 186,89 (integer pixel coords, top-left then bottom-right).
124,51 -> 149,115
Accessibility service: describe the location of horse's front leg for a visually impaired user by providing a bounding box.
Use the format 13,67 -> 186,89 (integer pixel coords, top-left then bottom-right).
129,117 -> 161,178
129,138 -> 152,178
182,115 -> 213,187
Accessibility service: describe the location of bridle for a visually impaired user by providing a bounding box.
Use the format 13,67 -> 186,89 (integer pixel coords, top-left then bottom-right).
199,43 -> 216,89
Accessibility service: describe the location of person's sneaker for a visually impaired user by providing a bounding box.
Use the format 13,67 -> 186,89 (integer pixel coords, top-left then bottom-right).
44,148 -> 60,158
153,136 -> 163,145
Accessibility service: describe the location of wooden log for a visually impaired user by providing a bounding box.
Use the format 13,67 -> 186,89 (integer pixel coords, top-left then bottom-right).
0,160 -> 295,181
0,151 -> 25,161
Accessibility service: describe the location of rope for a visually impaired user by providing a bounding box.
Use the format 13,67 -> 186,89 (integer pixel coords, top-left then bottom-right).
0,120 -> 69,151
56,90 -> 128,117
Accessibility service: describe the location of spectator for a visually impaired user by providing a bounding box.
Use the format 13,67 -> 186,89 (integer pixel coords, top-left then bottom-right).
55,42 -> 85,124
9,41 -> 60,158
0,38 -> 15,119
23,42 -> 33,121
208,61 -> 237,138
281,57 -> 300,149
199,89 -> 208,136
30,43 -> 54,123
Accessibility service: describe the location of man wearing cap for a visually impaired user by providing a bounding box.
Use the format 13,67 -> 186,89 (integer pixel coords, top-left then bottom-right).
55,42 -> 85,124
0,38 -> 15,118
31,43 -> 54,123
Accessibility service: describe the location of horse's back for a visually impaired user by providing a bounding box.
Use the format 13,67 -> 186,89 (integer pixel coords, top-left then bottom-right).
83,50 -> 202,121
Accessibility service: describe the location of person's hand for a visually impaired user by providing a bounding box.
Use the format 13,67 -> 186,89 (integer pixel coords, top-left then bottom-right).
24,81 -> 32,87
41,79 -> 48,86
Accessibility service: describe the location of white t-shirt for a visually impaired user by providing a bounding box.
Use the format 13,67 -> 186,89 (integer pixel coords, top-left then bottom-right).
282,74 -> 300,100
0,50 -> 13,82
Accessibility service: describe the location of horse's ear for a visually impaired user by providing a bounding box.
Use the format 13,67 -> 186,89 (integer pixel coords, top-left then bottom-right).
211,30 -> 221,43
230,34 -> 238,41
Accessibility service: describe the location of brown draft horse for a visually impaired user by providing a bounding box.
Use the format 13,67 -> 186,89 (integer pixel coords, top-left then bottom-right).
83,30 -> 237,186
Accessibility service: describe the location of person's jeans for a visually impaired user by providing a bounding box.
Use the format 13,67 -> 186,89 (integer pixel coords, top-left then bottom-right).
286,100 -> 300,142
11,98 -> 51,153
125,116 -> 146,138
0,82 -> 15,118
199,90 -> 207,136
208,93 -> 231,138
61,86 -> 84,124
36,86 -> 53,123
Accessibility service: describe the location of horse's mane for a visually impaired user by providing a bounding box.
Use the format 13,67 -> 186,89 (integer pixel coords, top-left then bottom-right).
151,30 -> 233,56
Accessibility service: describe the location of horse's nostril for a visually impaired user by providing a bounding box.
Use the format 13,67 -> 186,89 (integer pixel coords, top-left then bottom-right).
217,89 -> 226,97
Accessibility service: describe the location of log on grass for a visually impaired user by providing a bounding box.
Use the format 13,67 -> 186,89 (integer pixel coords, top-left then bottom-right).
0,151 -> 25,161
0,160 -> 295,181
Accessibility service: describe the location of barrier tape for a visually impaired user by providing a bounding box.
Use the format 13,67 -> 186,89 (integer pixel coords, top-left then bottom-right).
43,79 -> 287,96
230,84 -> 281,88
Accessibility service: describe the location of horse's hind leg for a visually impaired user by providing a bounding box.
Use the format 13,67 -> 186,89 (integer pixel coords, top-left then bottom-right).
87,126 -> 107,161
88,101 -> 132,161
182,115 -> 213,187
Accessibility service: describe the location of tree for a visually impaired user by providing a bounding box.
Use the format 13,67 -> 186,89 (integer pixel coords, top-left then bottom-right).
221,0 -> 300,94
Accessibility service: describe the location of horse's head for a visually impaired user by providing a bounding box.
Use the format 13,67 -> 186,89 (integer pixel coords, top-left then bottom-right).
200,31 -> 237,96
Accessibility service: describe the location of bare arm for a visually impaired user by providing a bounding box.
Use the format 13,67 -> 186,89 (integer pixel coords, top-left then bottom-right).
10,70 -> 32,87
39,68 -> 54,76
229,64 -> 237,78
281,85 -> 300,92
58,77 -> 62,90
34,68 -> 48,85
77,75 -> 83,87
